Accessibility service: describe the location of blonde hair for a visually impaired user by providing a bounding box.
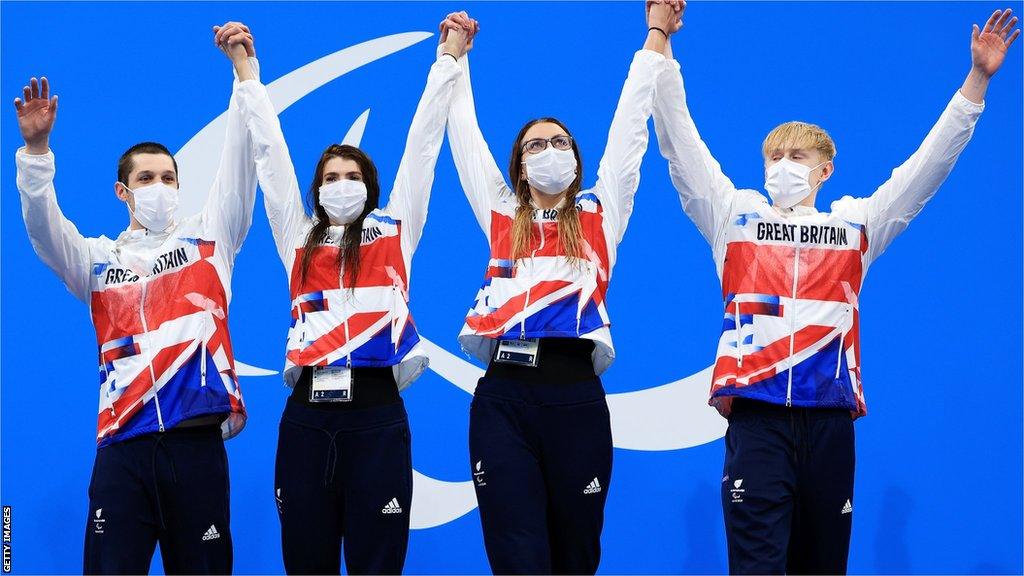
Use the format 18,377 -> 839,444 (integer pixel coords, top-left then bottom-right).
509,194 -> 584,263
762,121 -> 837,163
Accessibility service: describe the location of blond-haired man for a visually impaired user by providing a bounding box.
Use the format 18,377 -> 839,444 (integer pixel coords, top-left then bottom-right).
649,4 -> 1018,574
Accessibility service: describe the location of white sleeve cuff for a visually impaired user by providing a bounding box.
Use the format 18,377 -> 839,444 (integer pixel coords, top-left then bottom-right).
952,89 -> 985,115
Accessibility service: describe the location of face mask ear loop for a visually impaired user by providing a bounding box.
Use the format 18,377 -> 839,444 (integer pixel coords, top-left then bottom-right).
810,160 -> 831,193
118,182 -> 139,222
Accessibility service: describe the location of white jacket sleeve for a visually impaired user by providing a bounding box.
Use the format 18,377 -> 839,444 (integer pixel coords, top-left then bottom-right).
652,58 -> 740,249
16,149 -> 95,303
591,49 -> 664,244
386,54 -> 461,256
235,70 -> 311,275
201,57 -> 262,262
445,50 -> 513,241
833,91 -> 984,265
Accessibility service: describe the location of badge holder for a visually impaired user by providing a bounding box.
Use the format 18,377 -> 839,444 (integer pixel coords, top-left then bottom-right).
310,366 -> 354,402
494,338 -> 540,367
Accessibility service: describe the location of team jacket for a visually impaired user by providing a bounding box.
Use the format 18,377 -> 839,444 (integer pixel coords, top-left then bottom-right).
447,49 -> 665,374
244,54 -> 461,389
651,58 -> 984,417
16,60 -> 261,447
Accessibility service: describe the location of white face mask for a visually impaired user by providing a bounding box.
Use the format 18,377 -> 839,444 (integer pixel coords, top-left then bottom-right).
122,182 -> 179,232
319,179 -> 368,225
764,158 -> 828,209
523,147 -> 577,196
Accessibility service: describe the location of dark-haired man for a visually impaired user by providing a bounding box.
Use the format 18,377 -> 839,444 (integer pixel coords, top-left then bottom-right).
14,22 -> 262,574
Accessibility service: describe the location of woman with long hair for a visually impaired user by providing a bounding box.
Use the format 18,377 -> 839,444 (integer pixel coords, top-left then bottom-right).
235,24 -> 471,575
441,4 -> 682,574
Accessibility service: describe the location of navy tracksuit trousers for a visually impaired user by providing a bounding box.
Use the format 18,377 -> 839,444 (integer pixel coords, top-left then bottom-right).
83,424 -> 232,575
721,398 -> 855,575
274,368 -> 412,575
469,351 -> 612,576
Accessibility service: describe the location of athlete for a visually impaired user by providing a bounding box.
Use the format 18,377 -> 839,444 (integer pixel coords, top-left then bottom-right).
236,19 -> 470,576
649,5 -> 1019,574
441,4 -> 682,574
14,22 -> 262,574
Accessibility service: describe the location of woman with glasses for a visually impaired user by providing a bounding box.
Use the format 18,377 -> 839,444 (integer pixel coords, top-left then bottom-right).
235,22 -> 471,575
440,4 -> 681,574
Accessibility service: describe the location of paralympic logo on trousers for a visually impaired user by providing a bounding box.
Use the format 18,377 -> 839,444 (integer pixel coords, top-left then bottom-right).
174,31 -> 726,530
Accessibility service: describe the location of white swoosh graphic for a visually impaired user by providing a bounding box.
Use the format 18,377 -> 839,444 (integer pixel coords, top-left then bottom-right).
173,32 -> 726,530
605,366 -> 727,451
410,470 -> 477,529
341,108 -> 371,146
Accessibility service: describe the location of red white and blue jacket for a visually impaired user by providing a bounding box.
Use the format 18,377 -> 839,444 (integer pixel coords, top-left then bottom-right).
652,58 -> 984,417
16,60 -> 261,446
244,54 -> 461,389
447,50 -> 665,374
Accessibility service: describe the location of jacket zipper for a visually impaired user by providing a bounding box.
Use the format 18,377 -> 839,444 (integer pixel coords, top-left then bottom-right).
519,218 -> 545,340
786,247 -> 800,407
835,307 -> 848,379
392,284 -> 400,353
735,301 -> 743,368
200,314 -> 208,387
139,279 -> 166,432
340,261 -> 352,367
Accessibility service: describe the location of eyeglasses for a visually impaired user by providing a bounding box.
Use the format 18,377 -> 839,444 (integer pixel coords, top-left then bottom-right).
521,135 -> 574,155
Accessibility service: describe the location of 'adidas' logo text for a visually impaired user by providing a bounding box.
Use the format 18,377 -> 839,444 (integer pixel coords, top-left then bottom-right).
841,499 -> 853,515
381,497 -> 403,514
202,524 -> 220,541
583,478 -> 602,495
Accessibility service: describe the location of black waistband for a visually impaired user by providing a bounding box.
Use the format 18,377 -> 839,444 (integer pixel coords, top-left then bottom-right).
162,422 -> 223,435
283,396 -> 408,433
484,337 -> 596,384
729,397 -> 852,420
290,366 -> 400,411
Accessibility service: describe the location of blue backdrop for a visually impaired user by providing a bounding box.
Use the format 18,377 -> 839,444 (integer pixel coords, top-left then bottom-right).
2,1 -> 1021,574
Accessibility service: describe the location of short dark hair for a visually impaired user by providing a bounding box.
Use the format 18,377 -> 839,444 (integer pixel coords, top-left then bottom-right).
117,142 -> 178,185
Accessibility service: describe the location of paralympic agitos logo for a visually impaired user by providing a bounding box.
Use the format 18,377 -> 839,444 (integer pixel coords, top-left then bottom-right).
174,32 -> 726,529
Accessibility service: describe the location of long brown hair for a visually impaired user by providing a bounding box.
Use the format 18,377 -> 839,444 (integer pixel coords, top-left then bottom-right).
507,117 -> 585,262
299,144 -> 381,288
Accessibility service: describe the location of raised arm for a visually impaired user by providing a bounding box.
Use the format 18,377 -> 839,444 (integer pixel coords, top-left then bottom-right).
847,9 -> 1017,264
650,2 -> 740,249
385,27 -> 465,255
441,13 -> 511,241
214,25 -> 310,272
590,2 -> 677,244
200,22 -> 261,261
14,77 -> 94,303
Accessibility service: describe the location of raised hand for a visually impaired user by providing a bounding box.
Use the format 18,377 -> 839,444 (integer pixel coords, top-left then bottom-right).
647,0 -> 683,36
14,77 -> 57,154
213,21 -> 256,82
439,11 -> 479,55
972,8 -> 1019,77
647,0 -> 684,35
213,21 -> 256,63
443,26 -> 472,60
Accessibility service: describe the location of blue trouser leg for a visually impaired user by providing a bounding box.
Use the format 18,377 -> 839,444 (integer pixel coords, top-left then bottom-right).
722,403 -> 854,575
469,377 -> 611,575
275,400 -> 411,575
84,426 -> 232,575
